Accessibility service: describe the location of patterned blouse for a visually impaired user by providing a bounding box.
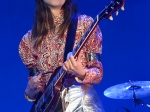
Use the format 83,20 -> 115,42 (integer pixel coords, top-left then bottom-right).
19,11 -> 103,86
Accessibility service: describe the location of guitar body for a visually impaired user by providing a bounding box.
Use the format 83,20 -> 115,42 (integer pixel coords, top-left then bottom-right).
30,67 -> 63,112
30,90 -> 61,112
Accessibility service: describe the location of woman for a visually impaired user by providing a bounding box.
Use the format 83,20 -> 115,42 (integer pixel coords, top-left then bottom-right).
19,0 -> 105,111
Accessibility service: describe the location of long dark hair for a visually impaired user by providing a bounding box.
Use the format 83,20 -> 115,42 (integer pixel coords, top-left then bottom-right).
31,0 -> 78,49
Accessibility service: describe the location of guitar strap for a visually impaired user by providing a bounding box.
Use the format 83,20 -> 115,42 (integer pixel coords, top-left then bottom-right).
63,15 -> 78,62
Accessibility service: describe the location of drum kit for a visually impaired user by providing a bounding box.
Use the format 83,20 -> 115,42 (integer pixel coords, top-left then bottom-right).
104,81 -> 150,109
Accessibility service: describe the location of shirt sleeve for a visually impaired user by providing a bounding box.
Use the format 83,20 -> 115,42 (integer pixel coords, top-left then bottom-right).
80,15 -> 103,85
19,31 -> 37,68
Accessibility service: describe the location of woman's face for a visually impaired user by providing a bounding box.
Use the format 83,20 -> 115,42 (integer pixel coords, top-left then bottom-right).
43,0 -> 66,9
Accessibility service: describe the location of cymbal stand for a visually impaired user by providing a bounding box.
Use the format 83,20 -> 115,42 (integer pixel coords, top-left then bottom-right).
129,85 -> 150,108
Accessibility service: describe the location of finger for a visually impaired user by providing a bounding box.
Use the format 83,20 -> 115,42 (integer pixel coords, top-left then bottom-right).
29,76 -> 37,84
40,82 -> 45,86
40,76 -> 46,84
36,80 -> 41,85
66,52 -> 76,66
31,84 -> 38,91
28,78 -> 39,89
64,61 -> 70,71
37,74 -> 42,79
67,52 -> 72,59
76,52 -> 82,62
62,63 -> 68,71
67,56 -> 74,70
32,81 -> 43,90
40,78 -> 46,85
37,85 -> 42,90
34,85 -> 42,92
33,74 -> 42,83
33,82 -> 40,88
37,85 -> 45,92
69,55 -> 77,67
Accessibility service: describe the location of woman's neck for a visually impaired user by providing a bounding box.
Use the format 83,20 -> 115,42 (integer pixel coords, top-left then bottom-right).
49,7 -> 62,17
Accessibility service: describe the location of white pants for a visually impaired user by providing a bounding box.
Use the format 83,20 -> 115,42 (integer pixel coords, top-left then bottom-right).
62,85 -> 105,112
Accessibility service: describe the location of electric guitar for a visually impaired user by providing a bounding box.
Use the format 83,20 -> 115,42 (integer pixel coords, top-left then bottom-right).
30,0 -> 125,111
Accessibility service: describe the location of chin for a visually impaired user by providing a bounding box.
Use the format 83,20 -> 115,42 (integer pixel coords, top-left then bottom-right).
44,0 -> 65,8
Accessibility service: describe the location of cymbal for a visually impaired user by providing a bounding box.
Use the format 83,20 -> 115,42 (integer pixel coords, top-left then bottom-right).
104,81 -> 150,99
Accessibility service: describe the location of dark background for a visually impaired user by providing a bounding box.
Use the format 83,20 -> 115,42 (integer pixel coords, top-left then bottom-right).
0,0 -> 150,112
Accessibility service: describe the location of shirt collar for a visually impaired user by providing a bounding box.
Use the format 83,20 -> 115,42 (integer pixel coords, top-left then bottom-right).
53,10 -> 64,26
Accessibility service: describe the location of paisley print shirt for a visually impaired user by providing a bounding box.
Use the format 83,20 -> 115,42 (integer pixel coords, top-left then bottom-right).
19,12 -> 103,85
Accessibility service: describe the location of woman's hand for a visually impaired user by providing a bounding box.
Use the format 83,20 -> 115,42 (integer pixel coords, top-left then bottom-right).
25,73 -> 45,99
62,52 -> 86,80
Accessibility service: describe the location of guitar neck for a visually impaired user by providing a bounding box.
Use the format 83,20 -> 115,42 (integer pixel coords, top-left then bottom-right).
72,14 -> 103,57
73,0 -> 125,57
